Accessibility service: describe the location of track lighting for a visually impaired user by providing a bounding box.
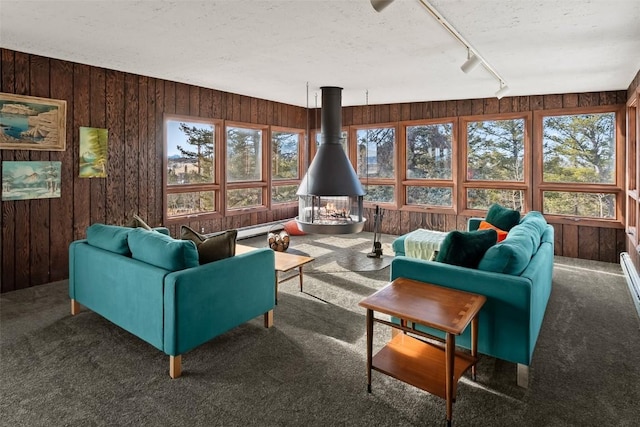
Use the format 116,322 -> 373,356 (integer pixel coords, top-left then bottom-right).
370,0 -> 396,12
495,83 -> 510,99
460,52 -> 481,74
371,0 -> 510,99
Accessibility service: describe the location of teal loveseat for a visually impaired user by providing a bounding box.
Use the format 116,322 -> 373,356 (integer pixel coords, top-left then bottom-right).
390,211 -> 554,387
69,225 -> 276,378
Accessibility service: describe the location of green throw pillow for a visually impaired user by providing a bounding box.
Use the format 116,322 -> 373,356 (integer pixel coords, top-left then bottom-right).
181,226 -> 237,264
435,229 -> 498,269
485,203 -> 521,231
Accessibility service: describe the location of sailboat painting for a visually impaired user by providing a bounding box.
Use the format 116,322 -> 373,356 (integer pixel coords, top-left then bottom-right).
79,126 -> 108,178
2,161 -> 62,201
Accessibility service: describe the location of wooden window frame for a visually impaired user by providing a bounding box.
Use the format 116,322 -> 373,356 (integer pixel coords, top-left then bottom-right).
350,122 -> 399,209
399,117 -> 458,215
626,91 -> 639,245
533,105 -> 625,227
270,125 -> 306,207
224,121 -> 269,216
163,114 -> 223,225
458,112 -> 532,217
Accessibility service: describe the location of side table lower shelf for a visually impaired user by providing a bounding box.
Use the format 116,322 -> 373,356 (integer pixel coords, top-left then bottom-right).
372,334 -> 477,399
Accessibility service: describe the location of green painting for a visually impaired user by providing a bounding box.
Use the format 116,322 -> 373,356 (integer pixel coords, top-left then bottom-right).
79,126 -> 108,178
2,161 -> 61,201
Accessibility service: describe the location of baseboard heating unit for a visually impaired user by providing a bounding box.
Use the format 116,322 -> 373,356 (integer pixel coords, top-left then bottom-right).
620,252 -> 640,321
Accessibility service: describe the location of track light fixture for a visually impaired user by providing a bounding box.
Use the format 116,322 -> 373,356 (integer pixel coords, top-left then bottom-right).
371,0 -> 509,99
370,0 -> 395,12
495,82 -> 510,99
460,50 -> 481,74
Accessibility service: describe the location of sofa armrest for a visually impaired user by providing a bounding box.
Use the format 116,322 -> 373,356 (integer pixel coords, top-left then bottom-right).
163,248 -> 276,355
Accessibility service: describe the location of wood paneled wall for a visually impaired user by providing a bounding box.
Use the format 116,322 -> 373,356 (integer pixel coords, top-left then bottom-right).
0,49 -> 305,292
0,47 -> 631,292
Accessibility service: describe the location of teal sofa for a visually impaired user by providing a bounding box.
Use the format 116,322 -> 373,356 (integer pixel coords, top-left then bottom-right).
69,225 -> 276,378
390,212 -> 554,387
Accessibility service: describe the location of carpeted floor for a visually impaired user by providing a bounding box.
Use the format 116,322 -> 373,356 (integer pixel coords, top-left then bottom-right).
1,233 -> 639,426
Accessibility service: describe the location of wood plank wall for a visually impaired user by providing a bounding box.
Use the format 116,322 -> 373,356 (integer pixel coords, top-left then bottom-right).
0,48 -> 630,292
0,49 -> 304,292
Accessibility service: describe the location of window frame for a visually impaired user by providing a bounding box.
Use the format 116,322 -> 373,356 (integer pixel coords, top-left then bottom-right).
399,117 -> 458,214
350,122 -> 399,208
223,121 -> 269,216
270,125 -> 306,207
532,105 -> 625,226
163,114 -> 223,225
458,112 -> 532,217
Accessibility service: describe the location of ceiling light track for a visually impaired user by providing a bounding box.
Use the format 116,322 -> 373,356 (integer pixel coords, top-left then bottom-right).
371,0 -> 510,99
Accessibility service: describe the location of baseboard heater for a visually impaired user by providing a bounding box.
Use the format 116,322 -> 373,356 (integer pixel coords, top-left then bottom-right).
620,252 -> 640,321
235,219 -> 293,240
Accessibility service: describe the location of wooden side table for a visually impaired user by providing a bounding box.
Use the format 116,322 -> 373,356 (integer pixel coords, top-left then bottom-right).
359,277 -> 486,427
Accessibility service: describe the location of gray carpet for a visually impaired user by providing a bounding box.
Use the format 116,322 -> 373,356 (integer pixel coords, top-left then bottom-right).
1,234 -> 639,426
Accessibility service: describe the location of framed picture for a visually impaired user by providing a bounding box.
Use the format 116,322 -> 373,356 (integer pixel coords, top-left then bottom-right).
2,161 -> 62,201
0,92 -> 67,151
79,127 -> 108,178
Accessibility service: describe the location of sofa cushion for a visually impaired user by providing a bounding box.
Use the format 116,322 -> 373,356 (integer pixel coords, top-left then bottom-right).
181,226 -> 237,264
478,220 -> 541,275
478,220 -> 508,242
486,203 -> 521,231
86,224 -> 132,255
435,229 -> 497,268
128,228 -> 199,271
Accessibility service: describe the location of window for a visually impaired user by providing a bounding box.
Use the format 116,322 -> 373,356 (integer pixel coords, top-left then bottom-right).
355,125 -> 396,204
537,108 -> 622,220
271,127 -> 304,205
404,120 -> 455,208
225,123 -> 268,211
461,114 -> 530,213
164,116 -> 221,221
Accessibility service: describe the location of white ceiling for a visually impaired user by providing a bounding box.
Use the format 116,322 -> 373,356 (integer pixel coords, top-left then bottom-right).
1,0 -> 639,107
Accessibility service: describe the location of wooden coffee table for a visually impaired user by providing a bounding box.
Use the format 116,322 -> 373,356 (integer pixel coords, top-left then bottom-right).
359,277 -> 486,427
236,244 -> 315,304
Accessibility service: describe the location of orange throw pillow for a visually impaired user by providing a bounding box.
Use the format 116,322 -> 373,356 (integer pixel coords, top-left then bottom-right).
478,220 -> 508,242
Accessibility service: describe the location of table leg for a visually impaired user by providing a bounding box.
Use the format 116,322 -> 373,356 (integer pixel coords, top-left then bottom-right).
299,266 -> 304,292
445,332 -> 455,427
366,308 -> 373,393
471,314 -> 479,381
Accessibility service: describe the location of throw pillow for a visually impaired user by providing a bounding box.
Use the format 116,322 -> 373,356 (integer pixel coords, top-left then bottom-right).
283,219 -> 306,236
478,220 -> 508,242
126,214 -> 152,231
485,203 -> 521,231
435,229 -> 498,269
181,226 -> 237,264
128,228 -> 199,271
86,223 -> 132,255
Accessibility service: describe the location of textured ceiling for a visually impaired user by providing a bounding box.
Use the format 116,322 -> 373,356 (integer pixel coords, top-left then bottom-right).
1,0 -> 639,107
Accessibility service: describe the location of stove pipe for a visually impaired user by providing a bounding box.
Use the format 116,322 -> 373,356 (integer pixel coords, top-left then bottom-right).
297,87 -> 365,197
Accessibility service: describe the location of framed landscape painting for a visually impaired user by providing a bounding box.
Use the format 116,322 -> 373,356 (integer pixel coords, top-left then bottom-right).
2,161 -> 62,201
0,92 -> 67,151
79,126 -> 108,178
